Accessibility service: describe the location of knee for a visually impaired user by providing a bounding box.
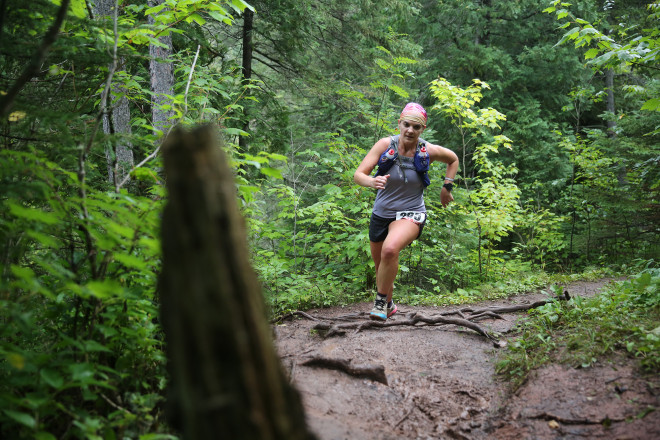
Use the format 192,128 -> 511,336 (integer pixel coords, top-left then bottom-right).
380,244 -> 401,261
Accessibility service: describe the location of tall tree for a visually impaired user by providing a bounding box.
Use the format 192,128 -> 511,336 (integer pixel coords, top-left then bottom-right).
93,0 -> 135,188
148,0 -> 175,141
239,7 -> 253,154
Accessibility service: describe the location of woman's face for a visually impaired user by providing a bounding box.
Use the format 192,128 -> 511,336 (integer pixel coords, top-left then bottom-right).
398,119 -> 425,140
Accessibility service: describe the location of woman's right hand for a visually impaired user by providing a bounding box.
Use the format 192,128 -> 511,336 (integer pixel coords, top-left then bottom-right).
372,174 -> 390,189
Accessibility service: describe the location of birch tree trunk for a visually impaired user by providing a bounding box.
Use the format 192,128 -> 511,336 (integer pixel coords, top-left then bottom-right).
94,0 -> 135,187
148,0 -> 174,140
158,125 -> 316,440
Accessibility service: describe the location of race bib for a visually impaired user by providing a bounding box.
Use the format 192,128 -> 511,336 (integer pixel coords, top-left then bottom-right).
396,211 -> 427,224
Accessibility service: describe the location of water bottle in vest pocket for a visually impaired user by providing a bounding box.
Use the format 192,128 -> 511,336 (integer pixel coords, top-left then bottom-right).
375,147 -> 397,176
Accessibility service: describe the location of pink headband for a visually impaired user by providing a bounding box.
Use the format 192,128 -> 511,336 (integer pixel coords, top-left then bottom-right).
400,102 -> 427,126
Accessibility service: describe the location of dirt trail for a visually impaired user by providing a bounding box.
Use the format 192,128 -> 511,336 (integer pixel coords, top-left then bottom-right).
275,279 -> 659,439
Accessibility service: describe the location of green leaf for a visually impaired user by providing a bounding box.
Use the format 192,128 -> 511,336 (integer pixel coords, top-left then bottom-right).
579,27 -> 599,36
260,167 -> 283,179
69,362 -> 95,382
35,433 -> 57,440
209,11 -> 232,25
584,48 -> 599,59
375,58 -> 391,70
69,0 -> 88,18
641,98 -> 660,111
387,84 -> 409,98
144,3 -> 167,15
10,264 -> 36,282
556,26 -> 580,46
114,252 -> 148,271
6,352 -> 26,370
223,127 -> 249,136
188,13 -> 206,26
139,237 -> 160,255
231,0 -> 254,12
105,221 -> 135,240
393,56 -> 417,65
266,153 -> 288,162
3,410 -> 36,429
40,368 -> 64,389
590,51 -> 615,65
83,340 -> 112,353
83,280 -> 121,300
131,167 -> 160,183
8,201 -> 60,225
28,230 -> 62,248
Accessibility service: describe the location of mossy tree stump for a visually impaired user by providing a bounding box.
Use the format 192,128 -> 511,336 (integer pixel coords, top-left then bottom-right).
159,125 -> 315,440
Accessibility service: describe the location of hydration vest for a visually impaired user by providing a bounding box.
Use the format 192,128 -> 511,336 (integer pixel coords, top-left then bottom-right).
374,135 -> 430,187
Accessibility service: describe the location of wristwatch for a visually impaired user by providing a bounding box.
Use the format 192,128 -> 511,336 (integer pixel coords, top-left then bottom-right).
443,183 -> 454,192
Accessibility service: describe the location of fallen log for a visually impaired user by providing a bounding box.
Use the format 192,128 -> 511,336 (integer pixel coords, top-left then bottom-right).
300,357 -> 388,385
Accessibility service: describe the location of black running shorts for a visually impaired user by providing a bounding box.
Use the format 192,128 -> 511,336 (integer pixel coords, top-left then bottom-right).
369,212 -> 426,243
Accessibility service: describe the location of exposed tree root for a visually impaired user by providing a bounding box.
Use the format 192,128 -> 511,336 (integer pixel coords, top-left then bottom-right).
300,357 -> 388,385
271,311 -> 364,324
272,311 -> 325,324
529,411 -> 624,425
283,291 -> 571,348
313,313 -> 498,341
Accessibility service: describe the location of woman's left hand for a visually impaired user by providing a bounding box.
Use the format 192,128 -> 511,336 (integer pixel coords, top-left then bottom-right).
440,187 -> 454,207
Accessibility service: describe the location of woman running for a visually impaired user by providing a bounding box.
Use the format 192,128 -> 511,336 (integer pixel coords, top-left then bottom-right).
353,102 -> 459,320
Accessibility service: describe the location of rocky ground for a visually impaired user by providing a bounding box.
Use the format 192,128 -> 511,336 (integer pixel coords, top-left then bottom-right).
275,279 -> 659,439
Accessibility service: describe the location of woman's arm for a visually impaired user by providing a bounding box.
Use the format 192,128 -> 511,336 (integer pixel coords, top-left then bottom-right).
427,143 -> 459,177
353,137 -> 391,190
427,143 -> 459,207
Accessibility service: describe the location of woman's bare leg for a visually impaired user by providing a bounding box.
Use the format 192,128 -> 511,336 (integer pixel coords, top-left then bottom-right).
374,220 -> 419,302
370,241 -> 383,273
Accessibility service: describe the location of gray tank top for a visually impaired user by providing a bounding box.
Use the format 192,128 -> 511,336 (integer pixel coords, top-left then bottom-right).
372,136 -> 426,218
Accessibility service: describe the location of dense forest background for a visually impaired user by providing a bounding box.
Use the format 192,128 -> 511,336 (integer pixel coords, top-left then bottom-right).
0,0 -> 658,438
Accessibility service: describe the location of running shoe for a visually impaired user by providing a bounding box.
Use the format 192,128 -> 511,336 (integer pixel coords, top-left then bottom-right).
370,297 -> 387,321
387,302 -> 398,318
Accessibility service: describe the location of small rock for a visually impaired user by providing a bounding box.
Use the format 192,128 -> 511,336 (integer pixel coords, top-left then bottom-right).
614,384 -> 628,394
548,420 -> 560,429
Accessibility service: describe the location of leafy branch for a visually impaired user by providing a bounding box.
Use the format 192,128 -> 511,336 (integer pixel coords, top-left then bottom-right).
0,0 -> 71,117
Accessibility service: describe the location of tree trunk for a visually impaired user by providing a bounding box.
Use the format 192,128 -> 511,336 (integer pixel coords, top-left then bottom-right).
102,95 -> 134,187
605,67 -> 616,138
474,0 -> 491,47
148,0 -> 174,140
94,0 -> 134,187
158,125 -> 316,440
239,9 -> 254,153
